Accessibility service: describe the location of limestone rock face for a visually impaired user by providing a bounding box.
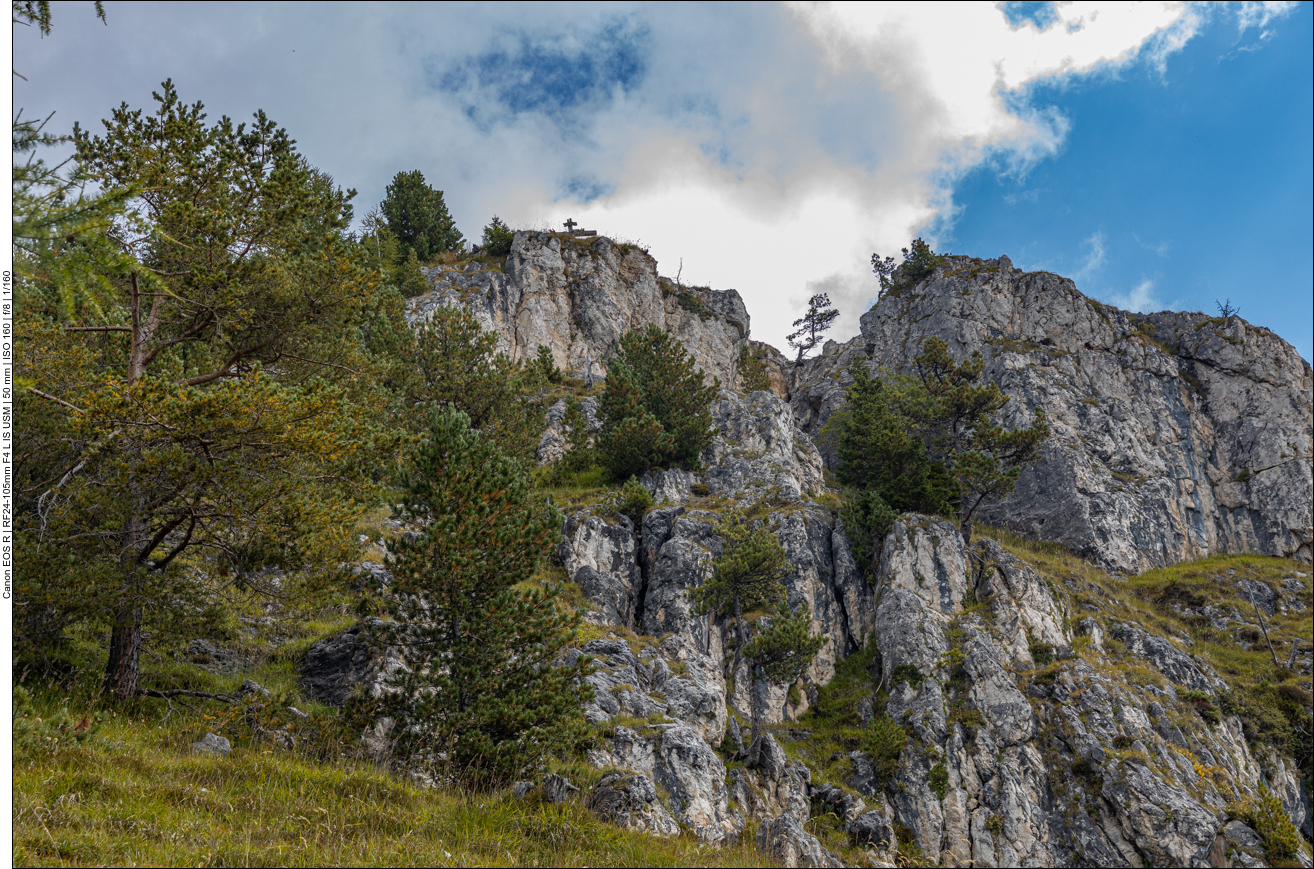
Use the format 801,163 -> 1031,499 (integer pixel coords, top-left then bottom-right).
702,390 -> 825,502
588,724 -> 744,845
755,814 -> 842,868
791,256 -> 1313,572
557,512 -> 642,628
406,232 -> 749,388
586,772 -> 681,837
863,516 -> 1311,868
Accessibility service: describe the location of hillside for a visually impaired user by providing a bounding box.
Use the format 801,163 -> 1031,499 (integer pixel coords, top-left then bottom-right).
14,234 -> 1313,868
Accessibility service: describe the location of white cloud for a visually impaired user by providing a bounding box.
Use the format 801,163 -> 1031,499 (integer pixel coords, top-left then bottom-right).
1104,278 -> 1169,313
13,1 -> 1208,351
1074,232 -> 1108,281
1237,1 -> 1298,33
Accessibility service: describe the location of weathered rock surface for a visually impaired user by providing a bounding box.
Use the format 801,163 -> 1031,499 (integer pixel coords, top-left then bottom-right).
756,814 -> 842,868
557,513 -> 642,628
537,396 -> 599,465
586,772 -> 681,837
791,256 -> 1313,572
351,244 -> 1314,865
587,724 -> 744,845
860,515 -> 1312,867
406,232 -> 750,388
298,621 -> 406,708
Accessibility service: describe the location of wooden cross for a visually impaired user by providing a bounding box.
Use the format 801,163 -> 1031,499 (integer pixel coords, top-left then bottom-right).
563,218 -> 578,233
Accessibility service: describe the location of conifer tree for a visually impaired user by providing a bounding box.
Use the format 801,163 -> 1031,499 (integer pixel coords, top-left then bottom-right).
380,170 -> 463,261
398,305 -> 544,462
692,513 -> 823,758
737,343 -> 772,393
548,396 -> 597,484
369,407 -> 590,784
908,338 -> 1049,545
17,82 -> 384,697
480,216 -> 516,256
597,325 -> 719,480
786,293 -> 840,365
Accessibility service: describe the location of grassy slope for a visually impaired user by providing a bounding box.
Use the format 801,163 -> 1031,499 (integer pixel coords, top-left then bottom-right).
12,632 -> 772,869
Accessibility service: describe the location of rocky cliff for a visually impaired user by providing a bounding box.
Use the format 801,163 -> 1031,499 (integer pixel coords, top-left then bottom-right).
790,255 -> 1313,575
405,231 -> 751,388
303,243 -> 1313,867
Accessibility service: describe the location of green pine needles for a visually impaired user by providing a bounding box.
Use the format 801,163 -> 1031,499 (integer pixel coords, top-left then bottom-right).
380,170 -> 463,262
692,513 -> 823,755
597,324 -> 719,481
832,336 -> 1050,553
364,407 -> 591,785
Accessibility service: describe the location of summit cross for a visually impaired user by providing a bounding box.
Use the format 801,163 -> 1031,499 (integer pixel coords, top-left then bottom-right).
563,218 -> 578,233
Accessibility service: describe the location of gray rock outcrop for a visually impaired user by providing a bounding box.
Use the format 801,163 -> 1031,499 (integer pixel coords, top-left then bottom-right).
791,255 -> 1313,572
407,232 -> 750,388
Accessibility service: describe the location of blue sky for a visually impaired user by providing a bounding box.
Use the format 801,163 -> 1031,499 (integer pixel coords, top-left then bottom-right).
10,2 -> 1312,359
946,4 -> 1313,353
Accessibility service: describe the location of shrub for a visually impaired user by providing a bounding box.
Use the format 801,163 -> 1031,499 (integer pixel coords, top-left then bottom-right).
1233,786 -> 1302,863
1028,641 -> 1055,666
547,397 -> 597,485
602,477 -> 654,528
928,763 -> 949,800
12,686 -> 104,757
596,325 -> 718,481
891,664 -> 925,688
863,714 -> 907,781
737,343 -> 772,393
481,215 -> 515,256
1180,689 -> 1221,725
533,345 -> 563,385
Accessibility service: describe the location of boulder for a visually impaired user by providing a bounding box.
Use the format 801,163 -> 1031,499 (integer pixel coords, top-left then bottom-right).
755,814 -> 842,868
586,772 -> 681,837
298,621 -> 406,708
192,732 -> 231,756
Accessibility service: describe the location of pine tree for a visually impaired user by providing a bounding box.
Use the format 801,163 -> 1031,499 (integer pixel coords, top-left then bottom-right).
480,216 -> 516,256
597,325 -> 719,480
692,513 -> 823,758
18,82 -> 385,698
548,396 -> 597,484
399,305 -> 544,462
786,293 -> 840,365
380,170 -> 463,261
367,407 -> 591,784
907,338 -> 1049,544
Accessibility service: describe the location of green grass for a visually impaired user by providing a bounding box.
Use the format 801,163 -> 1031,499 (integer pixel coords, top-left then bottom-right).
13,717 -> 769,867
13,632 -> 773,868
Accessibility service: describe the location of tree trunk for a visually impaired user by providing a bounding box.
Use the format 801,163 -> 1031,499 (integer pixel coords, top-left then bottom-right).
959,493 -> 974,546
103,508 -> 146,699
104,275 -> 150,700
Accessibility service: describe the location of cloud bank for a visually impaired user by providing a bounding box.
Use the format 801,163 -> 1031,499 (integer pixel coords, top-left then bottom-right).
14,1 -> 1213,350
